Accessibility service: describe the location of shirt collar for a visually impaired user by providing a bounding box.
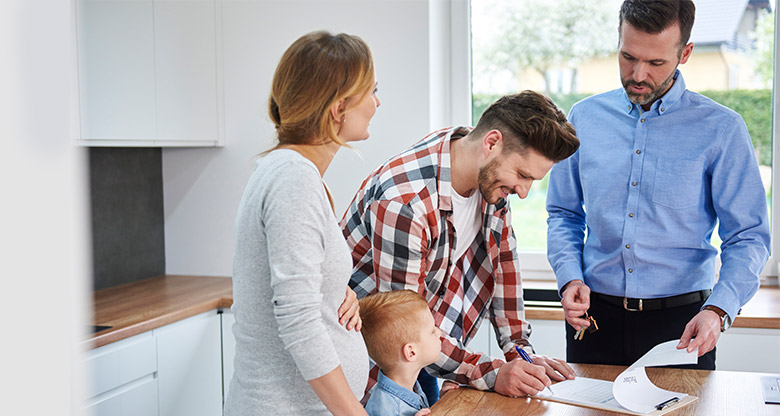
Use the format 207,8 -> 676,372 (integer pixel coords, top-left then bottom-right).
375,370 -> 428,409
622,69 -> 685,116
437,126 -> 471,212
437,126 -> 507,214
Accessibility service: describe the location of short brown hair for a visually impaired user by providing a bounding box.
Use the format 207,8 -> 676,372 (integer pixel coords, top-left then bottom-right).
619,0 -> 696,48
268,31 -> 375,148
471,91 -> 579,162
358,290 -> 431,371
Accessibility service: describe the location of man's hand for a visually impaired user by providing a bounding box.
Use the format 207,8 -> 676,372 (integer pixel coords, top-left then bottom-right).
677,309 -> 721,356
338,287 -> 361,331
439,380 -> 460,397
561,280 -> 591,330
494,359 -> 551,397
529,353 -> 576,381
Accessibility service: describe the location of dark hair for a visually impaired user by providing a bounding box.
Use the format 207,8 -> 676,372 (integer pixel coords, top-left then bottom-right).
619,0 -> 696,48
472,91 -> 579,162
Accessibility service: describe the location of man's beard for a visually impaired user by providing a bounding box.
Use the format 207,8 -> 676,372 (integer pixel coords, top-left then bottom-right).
477,157 -> 503,205
622,69 -> 676,107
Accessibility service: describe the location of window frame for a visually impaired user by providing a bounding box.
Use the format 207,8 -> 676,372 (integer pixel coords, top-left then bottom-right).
452,0 -> 780,283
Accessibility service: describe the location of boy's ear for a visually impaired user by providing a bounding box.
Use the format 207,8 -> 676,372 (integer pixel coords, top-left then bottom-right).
402,343 -> 417,362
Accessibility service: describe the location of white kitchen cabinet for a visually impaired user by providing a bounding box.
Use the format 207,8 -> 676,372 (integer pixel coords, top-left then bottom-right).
83,332 -> 159,416
76,0 -> 157,144
84,310 -> 229,416
717,327 -> 780,373
468,317 -> 566,360
75,0 -> 223,147
526,319 -> 567,360
154,0 -> 222,145
156,310 -> 223,416
85,377 -> 160,416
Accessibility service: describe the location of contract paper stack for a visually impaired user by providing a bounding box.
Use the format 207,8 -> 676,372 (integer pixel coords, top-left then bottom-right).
537,340 -> 698,415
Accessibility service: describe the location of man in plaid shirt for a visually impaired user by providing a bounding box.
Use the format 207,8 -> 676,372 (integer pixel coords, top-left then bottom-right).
341,91 -> 579,402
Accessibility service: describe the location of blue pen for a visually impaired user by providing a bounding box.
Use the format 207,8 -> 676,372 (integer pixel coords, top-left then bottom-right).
515,346 -> 554,395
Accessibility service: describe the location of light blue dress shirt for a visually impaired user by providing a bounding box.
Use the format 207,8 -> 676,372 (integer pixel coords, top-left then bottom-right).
546,70 -> 770,320
365,370 -> 430,416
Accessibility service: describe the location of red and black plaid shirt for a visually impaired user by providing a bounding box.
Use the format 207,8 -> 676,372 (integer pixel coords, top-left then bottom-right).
340,126 -> 531,390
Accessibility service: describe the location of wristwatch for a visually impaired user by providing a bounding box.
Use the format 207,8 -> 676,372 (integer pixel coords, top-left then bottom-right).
703,305 -> 732,332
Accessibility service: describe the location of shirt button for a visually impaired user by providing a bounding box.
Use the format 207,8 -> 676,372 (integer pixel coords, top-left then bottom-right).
629,213 -> 634,218
628,268 -> 633,273
660,107 -> 665,112
632,181 -> 638,186
625,244 -> 630,249
640,119 -> 645,123
636,150 -> 641,154
438,287 -> 446,296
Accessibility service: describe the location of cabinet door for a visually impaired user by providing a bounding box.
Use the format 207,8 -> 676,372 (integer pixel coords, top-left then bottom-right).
154,0 -> 222,146
469,318 -> 567,360
76,0 -> 156,142
155,310 -> 223,416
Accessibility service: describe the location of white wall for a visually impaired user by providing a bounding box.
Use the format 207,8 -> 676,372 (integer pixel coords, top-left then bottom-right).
2,0 -> 91,413
163,0 -> 444,275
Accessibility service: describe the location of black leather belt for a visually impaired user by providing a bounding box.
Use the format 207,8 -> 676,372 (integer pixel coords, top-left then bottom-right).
592,289 -> 711,312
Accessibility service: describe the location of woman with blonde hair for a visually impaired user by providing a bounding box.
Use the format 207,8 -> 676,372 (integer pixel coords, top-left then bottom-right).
224,31 -> 380,415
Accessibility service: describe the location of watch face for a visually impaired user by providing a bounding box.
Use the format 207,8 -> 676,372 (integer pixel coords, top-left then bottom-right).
722,314 -> 732,332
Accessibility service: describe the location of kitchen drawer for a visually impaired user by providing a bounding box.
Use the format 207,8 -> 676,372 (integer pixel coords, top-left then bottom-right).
84,331 -> 157,398
84,373 -> 158,416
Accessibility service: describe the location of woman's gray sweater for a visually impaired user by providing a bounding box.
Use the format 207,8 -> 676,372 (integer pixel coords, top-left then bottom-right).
224,149 -> 368,415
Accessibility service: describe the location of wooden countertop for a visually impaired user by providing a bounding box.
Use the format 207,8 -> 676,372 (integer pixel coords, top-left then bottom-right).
430,363 -> 780,415
87,275 -> 233,348
87,275 -> 780,349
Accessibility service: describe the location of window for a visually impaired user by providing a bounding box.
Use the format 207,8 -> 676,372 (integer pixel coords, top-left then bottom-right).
469,0 -> 777,281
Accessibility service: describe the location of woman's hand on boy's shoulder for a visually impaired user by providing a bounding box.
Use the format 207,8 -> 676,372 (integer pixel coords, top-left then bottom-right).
414,408 -> 431,416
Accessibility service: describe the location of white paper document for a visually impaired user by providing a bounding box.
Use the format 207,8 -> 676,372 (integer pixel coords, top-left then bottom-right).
537,340 -> 699,415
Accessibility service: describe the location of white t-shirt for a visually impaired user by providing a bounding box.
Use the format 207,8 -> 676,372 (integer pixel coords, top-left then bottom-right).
450,189 -> 483,268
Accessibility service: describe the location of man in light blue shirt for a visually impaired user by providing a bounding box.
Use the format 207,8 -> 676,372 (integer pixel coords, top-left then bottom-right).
546,0 -> 770,370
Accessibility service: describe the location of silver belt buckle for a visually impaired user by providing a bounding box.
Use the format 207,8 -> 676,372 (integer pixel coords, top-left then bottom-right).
623,297 -> 643,311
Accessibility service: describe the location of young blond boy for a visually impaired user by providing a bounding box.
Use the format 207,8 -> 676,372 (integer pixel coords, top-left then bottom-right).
359,290 -> 442,416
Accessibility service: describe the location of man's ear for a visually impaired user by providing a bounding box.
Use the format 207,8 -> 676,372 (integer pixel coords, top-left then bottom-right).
402,343 -> 417,362
482,129 -> 503,158
679,42 -> 694,65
